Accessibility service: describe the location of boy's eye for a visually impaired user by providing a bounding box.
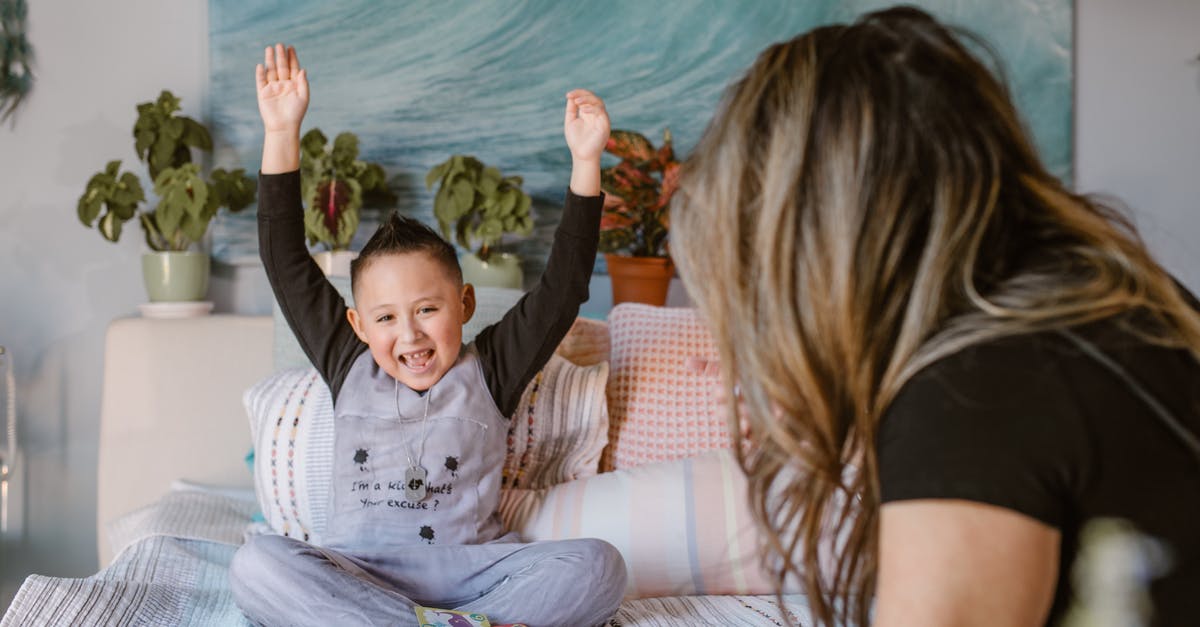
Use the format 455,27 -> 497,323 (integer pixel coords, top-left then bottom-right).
418,307 -> 437,315
376,314 -> 393,323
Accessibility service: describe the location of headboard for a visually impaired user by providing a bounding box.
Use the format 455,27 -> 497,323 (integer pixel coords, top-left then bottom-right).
96,315 -> 273,566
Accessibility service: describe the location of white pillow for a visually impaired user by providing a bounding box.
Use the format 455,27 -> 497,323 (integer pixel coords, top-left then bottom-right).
271,276 -> 354,371
463,286 -> 524,343
497,449 -> 798,599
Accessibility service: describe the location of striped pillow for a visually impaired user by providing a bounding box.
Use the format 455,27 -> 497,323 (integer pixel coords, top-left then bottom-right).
244,367 -> 335,544
498,449 -> 795,599
502,355 -> 609,490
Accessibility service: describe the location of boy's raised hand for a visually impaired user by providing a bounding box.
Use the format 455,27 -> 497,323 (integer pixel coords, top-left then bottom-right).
256,43 -> 308,133
563,89 -> 610,165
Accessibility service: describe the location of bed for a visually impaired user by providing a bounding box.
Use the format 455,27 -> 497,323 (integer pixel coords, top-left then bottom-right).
1,315 -> 811,626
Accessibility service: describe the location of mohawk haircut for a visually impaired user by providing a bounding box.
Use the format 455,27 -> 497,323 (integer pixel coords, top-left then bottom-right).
349,213 -> 463,295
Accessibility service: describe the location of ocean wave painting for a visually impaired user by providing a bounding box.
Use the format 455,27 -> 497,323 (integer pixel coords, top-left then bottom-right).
208,0 -> 1072,273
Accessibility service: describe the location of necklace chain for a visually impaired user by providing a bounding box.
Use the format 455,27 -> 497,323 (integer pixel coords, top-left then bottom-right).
394,378 -> 433,471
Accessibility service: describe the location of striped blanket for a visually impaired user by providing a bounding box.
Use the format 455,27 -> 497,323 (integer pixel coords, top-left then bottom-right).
2,484 -> 812,626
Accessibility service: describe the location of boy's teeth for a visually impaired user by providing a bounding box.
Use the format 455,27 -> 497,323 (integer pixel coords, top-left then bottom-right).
402,349 -> 433,368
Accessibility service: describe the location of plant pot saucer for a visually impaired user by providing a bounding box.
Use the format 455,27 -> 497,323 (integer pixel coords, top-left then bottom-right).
138,301 -> 214,319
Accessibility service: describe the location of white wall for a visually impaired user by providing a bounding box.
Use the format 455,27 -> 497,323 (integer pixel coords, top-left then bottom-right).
1075,0 -> 1200,294
0,0 -> 209,608
0,0 -> 1197,614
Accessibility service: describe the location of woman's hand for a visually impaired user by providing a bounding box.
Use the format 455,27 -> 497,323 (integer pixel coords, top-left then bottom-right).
256,43 -> 309,134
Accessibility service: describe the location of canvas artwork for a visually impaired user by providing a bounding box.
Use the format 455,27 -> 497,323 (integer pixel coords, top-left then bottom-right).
208,0 -> 1072,275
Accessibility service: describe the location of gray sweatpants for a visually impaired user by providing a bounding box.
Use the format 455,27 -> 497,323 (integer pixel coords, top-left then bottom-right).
229,532 -> 627,627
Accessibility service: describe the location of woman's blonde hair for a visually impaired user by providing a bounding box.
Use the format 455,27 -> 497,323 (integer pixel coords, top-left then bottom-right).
671,6 -> 1200,626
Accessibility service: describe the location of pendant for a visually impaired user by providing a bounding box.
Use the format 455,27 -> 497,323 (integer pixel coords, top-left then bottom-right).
404,465 -> 428,502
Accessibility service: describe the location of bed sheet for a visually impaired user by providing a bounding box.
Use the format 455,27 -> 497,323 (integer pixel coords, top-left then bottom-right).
2,485 -> 812,626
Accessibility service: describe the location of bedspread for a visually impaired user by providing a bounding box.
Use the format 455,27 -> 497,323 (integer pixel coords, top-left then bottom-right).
2,485 -> 812,626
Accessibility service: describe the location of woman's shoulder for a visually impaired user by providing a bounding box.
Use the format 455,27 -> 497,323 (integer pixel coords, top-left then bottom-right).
884,327 -> 1085,426
890,311 -> 1197,417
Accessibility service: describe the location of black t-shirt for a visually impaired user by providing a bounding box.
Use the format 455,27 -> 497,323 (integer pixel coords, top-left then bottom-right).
878,315 -> 1200,626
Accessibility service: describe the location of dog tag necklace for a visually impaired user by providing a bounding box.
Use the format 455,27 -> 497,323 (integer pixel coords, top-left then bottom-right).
395,379 -> 433,502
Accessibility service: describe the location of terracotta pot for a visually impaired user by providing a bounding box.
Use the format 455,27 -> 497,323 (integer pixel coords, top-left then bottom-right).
605,254 -> 674,306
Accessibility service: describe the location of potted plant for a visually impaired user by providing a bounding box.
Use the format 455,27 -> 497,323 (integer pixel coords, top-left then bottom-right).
600,128 -> 680,305
1,0 -> 33,125
77,90 -> 256,303
299,128 -> 394,276
426,155 -> 533,289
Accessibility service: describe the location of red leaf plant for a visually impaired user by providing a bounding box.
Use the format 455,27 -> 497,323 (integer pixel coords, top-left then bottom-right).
599,128 -> 680,257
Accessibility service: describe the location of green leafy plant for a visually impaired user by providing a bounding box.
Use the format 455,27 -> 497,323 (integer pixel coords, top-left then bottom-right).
599,128 -> 680,257
77,90 -> 256,251
0,0 -> 33,125
426,155 -> 533,261
299,129 -> 394,251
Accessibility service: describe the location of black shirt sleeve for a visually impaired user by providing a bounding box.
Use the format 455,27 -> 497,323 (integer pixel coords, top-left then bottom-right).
258,171 -> 366,400
876,333 -> 1092,528
473,189 -> 603,418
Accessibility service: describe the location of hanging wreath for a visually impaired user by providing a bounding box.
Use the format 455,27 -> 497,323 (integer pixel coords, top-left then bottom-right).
1,0 -> 33,125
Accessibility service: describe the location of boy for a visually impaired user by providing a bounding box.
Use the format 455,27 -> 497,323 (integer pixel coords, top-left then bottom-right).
230,43 -> 626,627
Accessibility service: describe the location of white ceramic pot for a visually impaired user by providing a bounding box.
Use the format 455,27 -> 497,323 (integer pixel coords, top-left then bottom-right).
312,250 -> 358,277
460,252 -> 522,289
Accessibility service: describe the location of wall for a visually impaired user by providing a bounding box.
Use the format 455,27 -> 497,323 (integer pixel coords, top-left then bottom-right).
1075,0 -> 1200,294
0,0 -> 209,608
0,0 -> 1197,614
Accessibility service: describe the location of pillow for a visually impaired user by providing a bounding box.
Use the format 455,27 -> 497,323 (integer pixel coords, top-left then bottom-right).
244,367 -> 336,544
497,449 -> 794,599
272,275 -> 354,371
502,355 -> 609,490
245,329 -> 608,541
602,303 -> 729,471
554,316 -> 610,367
463,286 -> 525,343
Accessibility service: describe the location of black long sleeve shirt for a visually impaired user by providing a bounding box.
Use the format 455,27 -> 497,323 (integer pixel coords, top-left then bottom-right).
257,170 -> 601,416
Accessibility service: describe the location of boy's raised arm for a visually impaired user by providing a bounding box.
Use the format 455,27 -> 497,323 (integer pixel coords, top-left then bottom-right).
475,90 -> 609,416
256,43 -> 362,397
564,89 -> 607,197
257,43 -> 307,174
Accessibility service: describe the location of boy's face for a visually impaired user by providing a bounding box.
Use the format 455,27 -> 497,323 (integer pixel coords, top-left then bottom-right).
346,252 -> 475,392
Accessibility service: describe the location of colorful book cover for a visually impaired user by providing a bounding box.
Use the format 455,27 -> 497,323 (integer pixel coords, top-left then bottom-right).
413,606 -> 491,627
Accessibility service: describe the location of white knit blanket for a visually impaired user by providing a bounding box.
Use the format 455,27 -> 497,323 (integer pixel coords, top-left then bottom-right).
2,484 -> 812,626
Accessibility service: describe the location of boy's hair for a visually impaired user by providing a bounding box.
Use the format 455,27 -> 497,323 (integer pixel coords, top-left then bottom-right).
350,213 -> 462,295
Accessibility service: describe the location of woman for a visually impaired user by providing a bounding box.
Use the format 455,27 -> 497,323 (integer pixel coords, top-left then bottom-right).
672,7 -> 1200,626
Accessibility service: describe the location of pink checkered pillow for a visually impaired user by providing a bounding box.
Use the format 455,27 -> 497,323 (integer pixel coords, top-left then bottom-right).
601,304 -> 729,470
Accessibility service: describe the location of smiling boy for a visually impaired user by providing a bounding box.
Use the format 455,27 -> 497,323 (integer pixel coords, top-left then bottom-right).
229,43 -> 626,627
346,223 -> 474,391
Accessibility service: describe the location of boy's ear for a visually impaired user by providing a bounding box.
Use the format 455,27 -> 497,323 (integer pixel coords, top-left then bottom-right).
346,307 -> 370,343
461,283 -> 476,324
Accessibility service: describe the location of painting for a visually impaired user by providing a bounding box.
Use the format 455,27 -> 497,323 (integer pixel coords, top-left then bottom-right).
208,0 -> 1072,276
